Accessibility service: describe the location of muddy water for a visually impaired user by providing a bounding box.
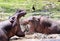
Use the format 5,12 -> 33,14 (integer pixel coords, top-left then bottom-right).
10,33 -> 60,41
11,39 -> 60,41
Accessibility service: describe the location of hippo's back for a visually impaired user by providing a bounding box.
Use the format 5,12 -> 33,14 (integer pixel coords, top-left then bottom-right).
0,20 -> 12,28
0,20 -> 12,32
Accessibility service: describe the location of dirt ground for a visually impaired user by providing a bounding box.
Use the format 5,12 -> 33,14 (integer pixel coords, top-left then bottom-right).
10,33 -> 60,41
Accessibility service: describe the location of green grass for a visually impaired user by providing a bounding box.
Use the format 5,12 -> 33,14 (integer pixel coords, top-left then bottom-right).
0,0 -> 60,20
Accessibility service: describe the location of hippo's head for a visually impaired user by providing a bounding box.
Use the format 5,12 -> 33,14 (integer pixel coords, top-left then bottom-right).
21,16 -> 40,34
15,9 -> 26,18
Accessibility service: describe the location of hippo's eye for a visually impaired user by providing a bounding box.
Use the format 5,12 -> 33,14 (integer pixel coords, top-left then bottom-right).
19,10 -> 22,12
18,10 -> 24,12
16,9 -> 23,13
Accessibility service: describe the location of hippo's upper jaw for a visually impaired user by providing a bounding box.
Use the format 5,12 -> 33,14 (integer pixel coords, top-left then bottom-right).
15,9 -> 26,18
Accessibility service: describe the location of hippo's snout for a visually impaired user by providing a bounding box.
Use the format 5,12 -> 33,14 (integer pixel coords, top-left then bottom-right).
16,31 -> 25,37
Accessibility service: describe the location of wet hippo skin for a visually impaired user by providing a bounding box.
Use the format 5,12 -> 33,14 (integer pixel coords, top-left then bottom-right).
0,9 -> 26,41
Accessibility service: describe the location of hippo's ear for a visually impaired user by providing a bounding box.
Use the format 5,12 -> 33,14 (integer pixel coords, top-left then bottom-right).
10,17 -> 15,23
42,21 -> 52,27
12,17 -> 15,20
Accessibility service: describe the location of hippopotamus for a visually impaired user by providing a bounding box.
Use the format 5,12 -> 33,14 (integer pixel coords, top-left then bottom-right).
21,16 -> 41,34
0,9 -> 26,41
22,16 -> 60,34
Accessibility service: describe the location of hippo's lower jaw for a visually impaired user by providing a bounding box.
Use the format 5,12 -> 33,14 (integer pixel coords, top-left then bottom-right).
19,34 -> 25,37
16,33 -> 25,37
16,34 -> 25,37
